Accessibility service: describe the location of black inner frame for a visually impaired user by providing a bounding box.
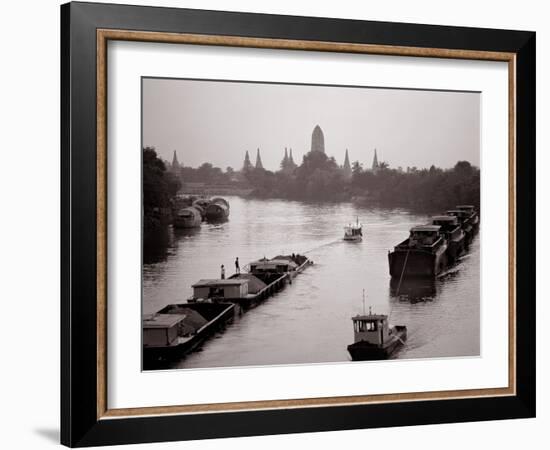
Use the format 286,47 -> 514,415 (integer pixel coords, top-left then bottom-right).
61,2 -> 536,447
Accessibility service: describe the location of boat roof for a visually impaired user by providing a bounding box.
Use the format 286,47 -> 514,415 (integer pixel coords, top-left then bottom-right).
250,258 -> 297,267
192,279 -> 248,288
432,215 -> 457,222
411,225 -> 441,232
230,273 -> 267,292
352,314 -> 388,321
456,205 -> 475,209
143,313 -> 187,329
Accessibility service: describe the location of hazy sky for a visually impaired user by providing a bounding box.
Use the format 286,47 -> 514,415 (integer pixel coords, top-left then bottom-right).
142,78 -> 480,171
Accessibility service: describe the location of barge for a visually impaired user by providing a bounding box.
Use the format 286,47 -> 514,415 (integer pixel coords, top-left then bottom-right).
447,209 -> 475,246
188,254 -> 312,310
143,301 -> 235,367
347,307 -> 407,361
456,205 -> 479,233
431,215 -> 465,264
173,206 -> 202,228
205,197 -> 230,221
388,225 -> 448,278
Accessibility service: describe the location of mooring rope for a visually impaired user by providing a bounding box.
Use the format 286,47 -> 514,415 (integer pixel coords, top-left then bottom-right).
395,249 -> 410,296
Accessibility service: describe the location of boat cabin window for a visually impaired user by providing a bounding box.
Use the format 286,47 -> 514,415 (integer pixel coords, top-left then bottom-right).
354,320 -> 378,332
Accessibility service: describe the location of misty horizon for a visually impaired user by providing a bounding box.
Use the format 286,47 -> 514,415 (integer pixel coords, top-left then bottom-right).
143,78 -> 480,172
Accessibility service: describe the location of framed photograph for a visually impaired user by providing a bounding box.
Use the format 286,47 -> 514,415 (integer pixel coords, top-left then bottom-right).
61,1 -> 535,447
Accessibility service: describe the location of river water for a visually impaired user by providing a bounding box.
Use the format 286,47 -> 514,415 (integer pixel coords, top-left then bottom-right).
143,195 -> 479,369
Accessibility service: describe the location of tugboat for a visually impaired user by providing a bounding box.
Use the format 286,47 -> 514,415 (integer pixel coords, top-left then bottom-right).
388,225 -> 448,278
344,217 -> 363,242
347,301 -> 407,361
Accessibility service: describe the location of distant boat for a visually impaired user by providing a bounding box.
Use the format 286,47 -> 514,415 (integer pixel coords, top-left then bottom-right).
173,206 -> 202,228
205,197 -> 230,221
192,198 -> 211,220
344,217 -> 363,241
347,305 -> 407,361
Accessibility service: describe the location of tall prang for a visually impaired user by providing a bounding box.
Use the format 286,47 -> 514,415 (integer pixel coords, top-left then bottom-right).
280,147 -> 289,171
171,150 -> 180,172
281,147 -> 298,173
242,150 -> 253,172
255,148 -> 264,170
372,148 -> 379,172
288,148 -> 297,170
310,125 -> 325,153
343,149 -> 352,180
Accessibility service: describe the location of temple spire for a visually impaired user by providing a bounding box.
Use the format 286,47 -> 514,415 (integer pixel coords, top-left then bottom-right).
255,148 -> 264,170
372,148 -> 379,172
343,149 -> 352,179
280,147 -> 289,172
311,125 -> 325,153
171,150 -> 180,171
242,150 -> 253,172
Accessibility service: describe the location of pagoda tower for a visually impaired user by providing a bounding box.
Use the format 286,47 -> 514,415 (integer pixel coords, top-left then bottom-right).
372,148 -> 379,172
280,147 -> 289,171
255,148 -> 264,170
242,150 -> 253,172
310,125 -> 325,153
288,148 -> 297,170
343,149 -> 352,180
171,150 -> 180,172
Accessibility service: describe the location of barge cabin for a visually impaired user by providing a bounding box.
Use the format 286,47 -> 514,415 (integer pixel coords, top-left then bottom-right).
388,225 -> 448,278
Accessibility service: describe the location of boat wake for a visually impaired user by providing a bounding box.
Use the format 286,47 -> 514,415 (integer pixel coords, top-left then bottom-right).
303,238 -> 343,255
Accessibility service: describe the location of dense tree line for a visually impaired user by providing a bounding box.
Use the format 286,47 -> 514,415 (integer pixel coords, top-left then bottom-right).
143,147 -> 181,231
350,160 -> 480,211
242,153 -> 479,211
178,163 -> 235,184
143,145 -> 479,215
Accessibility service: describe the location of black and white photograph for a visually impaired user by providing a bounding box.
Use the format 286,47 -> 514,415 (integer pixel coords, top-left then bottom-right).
141,77 -> 481,370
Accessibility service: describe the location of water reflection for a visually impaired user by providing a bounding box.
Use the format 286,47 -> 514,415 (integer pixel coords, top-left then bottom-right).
389,277 -> 437,303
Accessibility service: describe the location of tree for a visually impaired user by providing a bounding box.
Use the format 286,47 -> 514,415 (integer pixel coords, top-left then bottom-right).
142,147 -> 181,230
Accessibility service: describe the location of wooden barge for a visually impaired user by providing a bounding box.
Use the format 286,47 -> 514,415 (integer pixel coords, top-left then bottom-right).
388,205 -> 479,279
143,301 -> 235,367
204,197 -> 230,221
189,254 -> 311,310
143,254 -> 312,367
388,225 -> 449,278
431,215 -> 465,264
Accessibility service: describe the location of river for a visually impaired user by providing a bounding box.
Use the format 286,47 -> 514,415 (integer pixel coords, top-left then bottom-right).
143,195 -> 480,369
